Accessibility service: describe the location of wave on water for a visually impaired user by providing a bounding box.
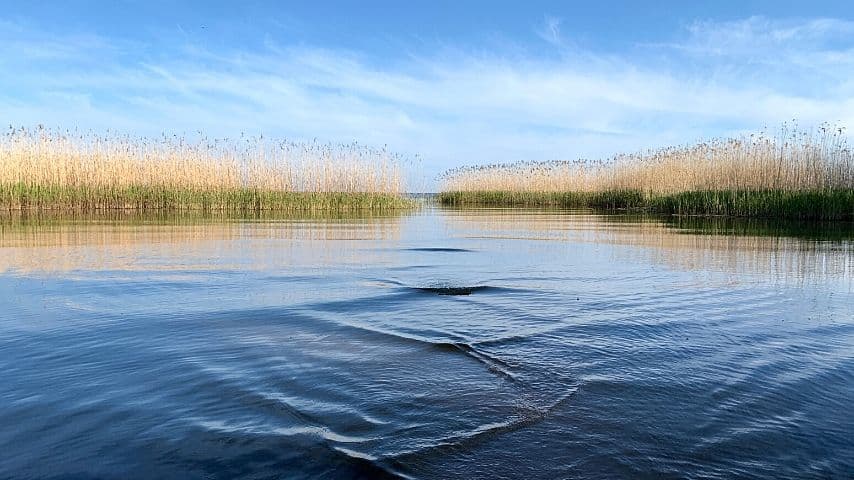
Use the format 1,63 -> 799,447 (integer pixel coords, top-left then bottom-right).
413,285 -> 493,296
364,276 -> 543,296
405,247 -> 475,253
433,342 -> 520,381
187,419 -> 406,479
384,385 -> 581,466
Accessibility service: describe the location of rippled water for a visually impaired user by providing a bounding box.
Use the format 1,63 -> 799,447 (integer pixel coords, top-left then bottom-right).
1,208 -> 852,479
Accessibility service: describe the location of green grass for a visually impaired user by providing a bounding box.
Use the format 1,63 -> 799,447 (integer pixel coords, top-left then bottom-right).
647,190 -> 854,220
438,189 -> 854,220
438,190 -> 647,209
438,190 -> 592,207
0,184 -> 414,212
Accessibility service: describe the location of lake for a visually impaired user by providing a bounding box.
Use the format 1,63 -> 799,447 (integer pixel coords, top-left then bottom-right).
0,207 -> 852,479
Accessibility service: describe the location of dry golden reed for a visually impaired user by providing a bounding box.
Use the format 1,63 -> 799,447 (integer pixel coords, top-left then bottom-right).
0,126 -> 409,210
441,124 -> 853,194
439,124 -> 854,219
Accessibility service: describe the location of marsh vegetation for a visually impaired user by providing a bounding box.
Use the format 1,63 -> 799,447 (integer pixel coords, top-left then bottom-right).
439,124 -> 854,219
0,127 -> 412,211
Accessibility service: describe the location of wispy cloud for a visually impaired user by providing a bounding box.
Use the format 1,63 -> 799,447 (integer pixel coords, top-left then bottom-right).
538,15 -> 564,47
1,16 -> 853,183
682,16 -> 854,55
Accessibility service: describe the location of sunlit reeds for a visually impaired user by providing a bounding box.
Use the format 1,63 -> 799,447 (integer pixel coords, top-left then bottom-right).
0,126 -> 411,211
440,124 -> 854,219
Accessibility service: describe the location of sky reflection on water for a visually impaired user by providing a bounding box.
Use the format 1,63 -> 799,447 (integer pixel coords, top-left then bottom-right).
0,208 -> 851,479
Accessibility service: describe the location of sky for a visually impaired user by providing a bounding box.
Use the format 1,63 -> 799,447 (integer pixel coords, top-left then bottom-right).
2,1 -> 854,187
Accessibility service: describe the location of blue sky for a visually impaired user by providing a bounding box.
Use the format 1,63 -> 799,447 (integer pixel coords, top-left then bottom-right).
3,1 -> 854,186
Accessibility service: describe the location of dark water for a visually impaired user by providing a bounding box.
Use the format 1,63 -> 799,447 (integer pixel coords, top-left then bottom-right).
1,208 -> 852,479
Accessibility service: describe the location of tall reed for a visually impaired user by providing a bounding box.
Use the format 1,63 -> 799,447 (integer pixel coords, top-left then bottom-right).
0,126 -> 411,211
440,124 -> 854,219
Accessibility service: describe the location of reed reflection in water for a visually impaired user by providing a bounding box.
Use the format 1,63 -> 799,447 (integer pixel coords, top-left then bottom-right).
0,210 -> 407,274
441,208 -> 853,288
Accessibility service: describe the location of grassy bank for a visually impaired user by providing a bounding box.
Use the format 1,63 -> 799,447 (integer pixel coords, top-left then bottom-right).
439,124 -> 854,219
438,190 -> 644,209
647,189 -> 853,219
1,184 -> 411,211
1,127 -> 412,211
438,189 -> 854,220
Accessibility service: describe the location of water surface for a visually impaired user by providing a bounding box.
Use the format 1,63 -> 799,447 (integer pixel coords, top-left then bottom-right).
1,208 -> 852,479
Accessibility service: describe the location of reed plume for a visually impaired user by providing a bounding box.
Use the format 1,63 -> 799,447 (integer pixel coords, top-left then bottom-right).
0,126 -> 409,211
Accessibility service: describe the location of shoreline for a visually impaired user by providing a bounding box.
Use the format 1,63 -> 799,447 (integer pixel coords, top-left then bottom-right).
438,189 -> 854,220
0,186 -> 414,212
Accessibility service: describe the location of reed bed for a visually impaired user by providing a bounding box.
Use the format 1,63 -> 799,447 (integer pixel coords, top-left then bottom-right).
0,126 -> 412,211
440,124 -> 854,219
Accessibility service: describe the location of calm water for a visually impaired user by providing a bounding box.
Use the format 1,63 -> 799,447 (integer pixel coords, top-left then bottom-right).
1,208 -> 852,479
